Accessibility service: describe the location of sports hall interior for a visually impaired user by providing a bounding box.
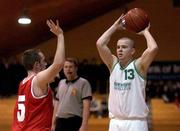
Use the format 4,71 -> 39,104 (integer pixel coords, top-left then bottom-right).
0,0 -> 180,131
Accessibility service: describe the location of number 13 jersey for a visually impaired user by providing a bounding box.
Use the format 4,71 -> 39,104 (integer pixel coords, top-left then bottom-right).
109,60 -> 149,119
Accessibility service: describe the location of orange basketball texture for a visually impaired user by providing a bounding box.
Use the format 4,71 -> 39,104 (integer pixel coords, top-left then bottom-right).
123,8 -> 149,33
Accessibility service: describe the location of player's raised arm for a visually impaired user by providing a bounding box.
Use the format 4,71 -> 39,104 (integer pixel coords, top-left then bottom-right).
34,20 -> 65,94
136,25 -> 158,76
96,14 -> 124,70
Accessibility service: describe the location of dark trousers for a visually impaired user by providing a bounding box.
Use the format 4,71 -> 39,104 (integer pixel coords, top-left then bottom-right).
55,116 -> 82,131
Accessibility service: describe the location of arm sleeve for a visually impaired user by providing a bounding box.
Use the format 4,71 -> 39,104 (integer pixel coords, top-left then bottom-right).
82,79 -> 92,100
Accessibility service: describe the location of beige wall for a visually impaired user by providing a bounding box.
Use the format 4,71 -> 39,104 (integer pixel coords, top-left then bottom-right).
35,0 -> 180,61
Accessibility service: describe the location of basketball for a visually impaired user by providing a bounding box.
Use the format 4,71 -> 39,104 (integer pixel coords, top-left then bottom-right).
122,8 -> 149,33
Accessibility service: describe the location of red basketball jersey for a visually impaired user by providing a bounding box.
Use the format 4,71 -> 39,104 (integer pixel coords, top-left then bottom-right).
12,76 -> 53,131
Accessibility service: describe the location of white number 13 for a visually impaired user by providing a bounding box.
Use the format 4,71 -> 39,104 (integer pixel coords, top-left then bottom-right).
17,95 -> 25,122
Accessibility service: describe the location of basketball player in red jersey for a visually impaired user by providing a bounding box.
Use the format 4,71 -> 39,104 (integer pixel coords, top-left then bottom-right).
12,19 -> 65,131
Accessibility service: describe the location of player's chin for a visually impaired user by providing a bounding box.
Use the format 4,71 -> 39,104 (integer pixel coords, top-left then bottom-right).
41,67 -> 46,71
40,66 -> 47,70
117,55 -> 123,60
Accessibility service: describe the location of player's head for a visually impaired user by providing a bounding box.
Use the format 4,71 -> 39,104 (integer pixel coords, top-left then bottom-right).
116,37 -> 135,61
63,57 -> 78,80
22,49 -> 47,73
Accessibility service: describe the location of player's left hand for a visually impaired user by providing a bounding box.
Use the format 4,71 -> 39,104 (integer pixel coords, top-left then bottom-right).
137,23 -> 150,35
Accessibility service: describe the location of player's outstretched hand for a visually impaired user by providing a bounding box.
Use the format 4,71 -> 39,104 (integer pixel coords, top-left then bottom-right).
47,19 -> 63,36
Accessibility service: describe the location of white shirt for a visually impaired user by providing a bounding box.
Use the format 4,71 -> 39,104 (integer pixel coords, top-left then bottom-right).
109,60 -> 149,119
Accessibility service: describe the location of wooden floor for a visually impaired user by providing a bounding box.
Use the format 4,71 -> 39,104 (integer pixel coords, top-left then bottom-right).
0,96 -> 109,131
151,99 -> 180,131
0,97 -> 180,131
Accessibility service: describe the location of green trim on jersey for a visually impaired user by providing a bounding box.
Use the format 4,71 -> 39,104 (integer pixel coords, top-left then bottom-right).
133,60 -> 146,80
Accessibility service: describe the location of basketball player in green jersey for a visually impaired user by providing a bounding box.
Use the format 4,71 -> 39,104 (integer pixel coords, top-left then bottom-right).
96,14 -> 158,131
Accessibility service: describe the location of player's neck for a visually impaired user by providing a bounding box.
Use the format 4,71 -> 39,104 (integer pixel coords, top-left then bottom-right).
119,58 -> 133,68
27,71 -> 36,78
22,71 -> 36,84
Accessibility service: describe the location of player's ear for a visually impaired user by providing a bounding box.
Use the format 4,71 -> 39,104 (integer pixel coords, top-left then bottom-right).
131,48 -> 135,55
34,61 -> 40,69
74,66 -> 78,73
